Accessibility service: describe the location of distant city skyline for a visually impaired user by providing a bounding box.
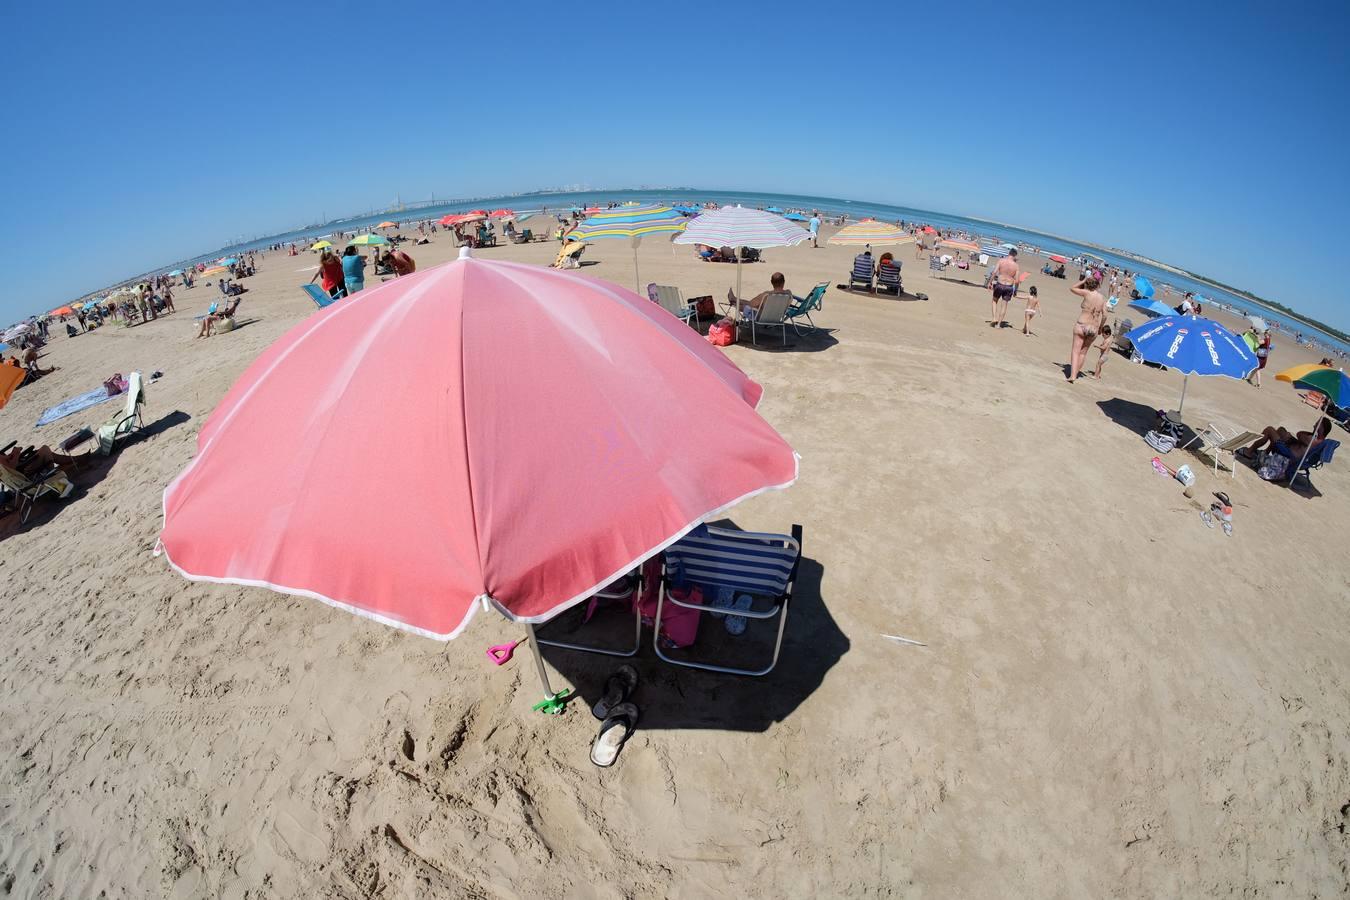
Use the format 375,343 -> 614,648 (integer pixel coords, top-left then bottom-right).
2,1 -> 1346,330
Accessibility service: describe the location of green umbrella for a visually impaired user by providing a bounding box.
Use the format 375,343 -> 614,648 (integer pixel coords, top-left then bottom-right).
348,234 -> 388,248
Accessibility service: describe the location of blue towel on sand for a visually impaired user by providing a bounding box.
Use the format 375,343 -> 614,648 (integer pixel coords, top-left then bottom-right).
35,388 -> 119,428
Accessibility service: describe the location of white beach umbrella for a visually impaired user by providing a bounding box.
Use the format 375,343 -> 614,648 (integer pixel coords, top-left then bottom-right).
673,205 -> 811,300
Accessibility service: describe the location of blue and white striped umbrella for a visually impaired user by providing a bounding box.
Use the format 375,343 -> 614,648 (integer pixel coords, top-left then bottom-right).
1125,314 -> 1258,412
980,245 -> 1009,258
673,205 -> 810,298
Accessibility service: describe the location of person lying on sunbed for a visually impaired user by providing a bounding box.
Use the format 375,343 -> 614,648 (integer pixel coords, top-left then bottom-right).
1,442 -> 77,478
1238,418 -> 1332,462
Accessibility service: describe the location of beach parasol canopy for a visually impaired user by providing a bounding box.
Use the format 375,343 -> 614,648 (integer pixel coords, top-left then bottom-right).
0,364 -> 24,410
1246,315 -> 1268,333
920,225 -> 937,234
310,240 -> 332,250
1129,298 -> 1175,319
937,238 -> 979,253
673,205 -> 810,299
49,306 -> 73,316
168,269 -> 183,276
377,221 -> 398,229
1133,276 -> 1155,298
348,234 -> 388,247
489,209 -> 515,219
765,207 -> 784,214
443,213 -> 486,226
219,257 -> 239,266
2,323 -> 32,343
567,203 -> 688,291
783,213 -> 807,222
1048,254 -> 1067,264
979,244 -> 1009,258
1273,363 -> 1348,484
828,220 -> 915,247
158,249 -> 797,660
1124,315 -> 1258,413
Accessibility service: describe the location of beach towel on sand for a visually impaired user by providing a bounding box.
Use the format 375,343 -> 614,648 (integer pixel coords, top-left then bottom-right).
35,388 -> 121,428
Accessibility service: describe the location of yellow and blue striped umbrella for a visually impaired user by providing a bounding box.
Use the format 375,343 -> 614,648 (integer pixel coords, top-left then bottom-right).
827,220 -> 914,247
566,204 -> 688,291
566,203 -> 687,242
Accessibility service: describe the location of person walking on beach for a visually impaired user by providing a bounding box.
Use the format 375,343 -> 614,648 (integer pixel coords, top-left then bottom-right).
1021,285 -> 1040,335
1066,276 -> 1107,382
388,248 -> 416,277
1249,330 -> 1272,387
808,212 -> 821,248
989,248 -> 1021,328
1091,325 -> 1114,378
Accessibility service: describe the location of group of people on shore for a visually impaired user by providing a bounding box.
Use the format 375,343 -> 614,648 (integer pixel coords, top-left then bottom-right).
310,246 -> 416,300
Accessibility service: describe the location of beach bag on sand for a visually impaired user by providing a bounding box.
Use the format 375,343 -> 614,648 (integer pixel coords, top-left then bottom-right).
690,295 -> 715,319
1257,452 -> 1290,481
707,318 -> 735,347
103,374 -> 126,397
1144,429 -> 1176,453
638,580 -> 702,649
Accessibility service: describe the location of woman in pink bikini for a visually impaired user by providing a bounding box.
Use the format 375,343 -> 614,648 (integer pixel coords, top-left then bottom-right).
1066,276 -> 1106,382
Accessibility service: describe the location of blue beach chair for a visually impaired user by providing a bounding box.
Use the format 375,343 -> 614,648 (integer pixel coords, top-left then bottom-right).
655,523 -> 803,676
876,258 -> 903,295
787,282 -> 827,334
849,254 -> 874,293
1287,438 -> 1339,487
302,284 -> 339,309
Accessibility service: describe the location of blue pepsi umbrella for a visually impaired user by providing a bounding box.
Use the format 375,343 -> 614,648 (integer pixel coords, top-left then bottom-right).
1129,298 -> 1174,318
766,206 -> 784,213
1133,276 -> 1155,298
784,212 -> 807,221
1125,315 -> 1258,413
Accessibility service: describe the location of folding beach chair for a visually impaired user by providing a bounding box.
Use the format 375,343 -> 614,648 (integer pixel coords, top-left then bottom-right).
787,282 -> 827,334
0,454 -> 73,525
535,570 -> 644,658
1181,424 -> 1261,480
1288,439 -> 1339,487
655,523 -> 803,676
551,242 -> 586,269
928,254 -> 945,275
301,284 -> 338,309
646,283 -> 699,328
738,292 -> 792,346
96,371 -> 144,455
849,254 -> 875,292
876,259 -> 903,295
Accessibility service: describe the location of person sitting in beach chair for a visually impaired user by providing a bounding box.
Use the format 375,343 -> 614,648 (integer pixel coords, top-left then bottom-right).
1238,418 -> 1332,467
849,251 -> 875,292
0,441 -> 76,523
551,241 -> 587,269
876,253 -> 903,295
725,271 -> 792,321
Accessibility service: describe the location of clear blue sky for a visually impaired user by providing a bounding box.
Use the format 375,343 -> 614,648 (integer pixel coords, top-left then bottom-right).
2,1 -> 1346,328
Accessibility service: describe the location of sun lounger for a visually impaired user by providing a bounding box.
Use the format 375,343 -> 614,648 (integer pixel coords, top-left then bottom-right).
738,291 -> 793,346
1180,424 -> 1261,480
646,283 -> 698,328
0,452 -> 73,525
96,372 -> 144,455
849,254 -> 875,292
654,523 -> 803,676
876,259 -> 903,295
302,284 -> 338,309
787,282 -> 827,334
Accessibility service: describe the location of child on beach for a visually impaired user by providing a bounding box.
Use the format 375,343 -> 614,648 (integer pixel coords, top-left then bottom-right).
1092,325 -> 1114,378
1022,286 -> 1039,335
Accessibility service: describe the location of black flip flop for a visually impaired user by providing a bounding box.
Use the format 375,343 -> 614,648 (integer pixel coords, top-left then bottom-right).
590,702 -> 639,768
591,664 -> 638,720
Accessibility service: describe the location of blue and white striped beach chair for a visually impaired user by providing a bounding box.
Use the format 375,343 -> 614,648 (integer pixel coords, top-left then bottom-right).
928,254 -> 946,275
656,523 -> 803,676
849,254 -> 875,293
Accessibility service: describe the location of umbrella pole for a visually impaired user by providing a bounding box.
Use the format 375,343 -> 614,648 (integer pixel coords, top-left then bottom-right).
632,245 -> 640,295
1177,374 -> 1189,415
735,255 -> 743,321
1288,411 -> 1326,486
524,624 -> 571,714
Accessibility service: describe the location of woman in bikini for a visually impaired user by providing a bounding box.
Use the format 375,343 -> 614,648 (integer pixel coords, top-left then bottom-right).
1066,276 -> 1106,382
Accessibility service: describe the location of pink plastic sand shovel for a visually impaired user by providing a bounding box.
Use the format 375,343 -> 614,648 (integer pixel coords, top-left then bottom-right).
487,638 -> 525,666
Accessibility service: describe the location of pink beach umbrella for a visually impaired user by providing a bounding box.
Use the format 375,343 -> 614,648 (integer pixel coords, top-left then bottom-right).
159,249 -> 798,702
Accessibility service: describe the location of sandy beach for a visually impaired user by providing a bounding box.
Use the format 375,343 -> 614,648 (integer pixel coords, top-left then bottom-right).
1,221 -> 1347,898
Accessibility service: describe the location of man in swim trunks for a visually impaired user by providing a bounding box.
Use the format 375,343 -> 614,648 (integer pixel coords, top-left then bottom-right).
989,248 -> 1020,328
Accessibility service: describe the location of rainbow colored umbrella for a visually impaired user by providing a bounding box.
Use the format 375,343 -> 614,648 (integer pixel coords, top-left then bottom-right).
348,234 -> 388,247
567,203 -> 688,290
158,249 -> 797,707
1273,364 -> 1348,483
828,220 -> 914,247
310,240 -> 332,251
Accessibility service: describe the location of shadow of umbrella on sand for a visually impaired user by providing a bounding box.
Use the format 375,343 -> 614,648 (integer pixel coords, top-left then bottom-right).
157,248 -> 799,715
